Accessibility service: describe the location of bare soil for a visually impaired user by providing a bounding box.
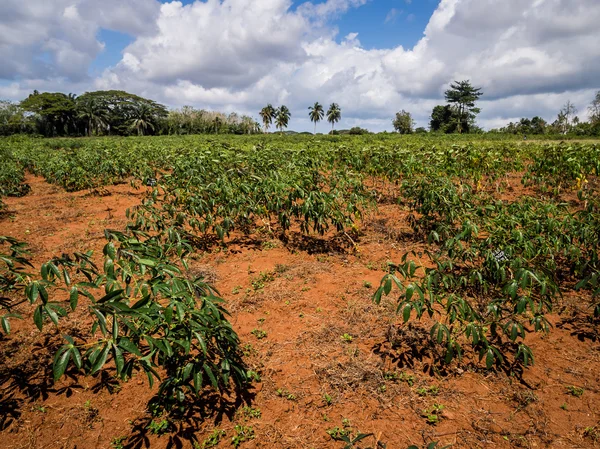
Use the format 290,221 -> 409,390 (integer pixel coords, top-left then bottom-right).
1,174 -> 599,449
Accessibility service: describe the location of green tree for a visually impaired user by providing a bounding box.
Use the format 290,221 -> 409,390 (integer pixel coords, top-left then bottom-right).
129,103 -> 156,136
326,103 -> 341,133
77,98 -> 109,137
76,90 -> 167,136
275,105 -> 291,134
308,102 -> 324,134
259,104 -> 276,133
429,105 -> 455,133
444,80 -> 483,133
0,100 -> 33,136
392,110 -> 415,134
20,91 -> 77,136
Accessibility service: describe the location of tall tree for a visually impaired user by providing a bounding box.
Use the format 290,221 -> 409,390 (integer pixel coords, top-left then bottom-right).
556,100 -> 577,134
444,80 -> 483,133
275,105 -> 291,134
20,91 -> 77,136
326,103 -> 341,133
308,102 -> 324,134
392,110 -> 415,134
259,104 -> 276,133
430,105 -> 455,133
77,98 -> 109,136
588,91 -> 600,124
129,103 -> 156,136
76,90 -> 167,136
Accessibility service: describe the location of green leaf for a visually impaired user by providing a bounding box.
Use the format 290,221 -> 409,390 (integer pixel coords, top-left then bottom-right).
97,289 -> 125,304
402,303 -> 411,323
53,346 -> 71,381
113,344 -> 124,374
33,304 -> 44,330
118,337 -> 142,356
68,286 -> 79,311
193,369 -> 203,392
71,345 -> 83,369
203,363 -> 218,389
1,316 -> 10,334
91,344 -> 110,374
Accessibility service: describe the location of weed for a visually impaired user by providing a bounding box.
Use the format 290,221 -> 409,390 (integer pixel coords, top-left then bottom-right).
422,404 -> 445,425
384,370 -> 415,386
147,419 -> 170,435
251,271 -> 275,291
195,429 -> 225,449
323,393 -> 333,406
415,385 -> 439,397
341,333 -> 354,343
111,436 -> 127,449
241,406 -> 261,419
251,329 -> 267,340
327,426 -> 351,440
566,386 -> 584,397
231,425 -> 254,448
276,388 -> 297,401
584,425 -> 600,442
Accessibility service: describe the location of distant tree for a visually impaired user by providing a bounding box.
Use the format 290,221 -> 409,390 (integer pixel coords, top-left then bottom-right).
308,102 -> 324,134
392,110 -> 415,134
326,103 -> 341,133
415,127 -> 428,134
430,105 -> 455,133
129,103 -> 156,136
348,126 -> 369,135
77,98 -> 109,137
20,91 -> 77,136
76,90 -> 167,136
275,105 -> 291,134
588,91 -> 600,124
0,100 -> 33,135
555,100 -> 577,134
444,80 -> 483,133
530,116 -> 547,134
259,104 -> 276,133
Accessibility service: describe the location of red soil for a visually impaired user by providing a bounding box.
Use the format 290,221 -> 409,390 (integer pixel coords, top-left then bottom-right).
0,174 -> 599,449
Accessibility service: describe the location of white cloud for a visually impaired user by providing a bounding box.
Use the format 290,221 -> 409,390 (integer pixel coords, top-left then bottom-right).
1,0 -> 600,131
385,8 -> 402,24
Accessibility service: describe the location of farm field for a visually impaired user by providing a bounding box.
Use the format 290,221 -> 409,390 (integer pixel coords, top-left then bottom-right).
1,134 -> 600,449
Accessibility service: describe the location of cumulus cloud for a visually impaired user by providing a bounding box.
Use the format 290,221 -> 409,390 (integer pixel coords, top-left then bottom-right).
1,0 -> 600,131
0,0 -> 160,81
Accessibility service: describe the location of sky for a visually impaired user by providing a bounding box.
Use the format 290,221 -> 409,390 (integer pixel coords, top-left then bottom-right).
1,0 -> 599,132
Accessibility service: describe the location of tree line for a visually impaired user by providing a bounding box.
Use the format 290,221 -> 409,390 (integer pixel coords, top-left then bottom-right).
392,80 -> 600,136
3,83 -> 600,137
0,90 -> 262,137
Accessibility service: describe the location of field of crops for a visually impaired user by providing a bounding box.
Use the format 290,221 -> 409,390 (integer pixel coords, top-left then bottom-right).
1,134 -> 599,449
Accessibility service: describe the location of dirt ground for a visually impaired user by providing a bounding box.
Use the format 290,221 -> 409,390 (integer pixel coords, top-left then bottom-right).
1,174 -> 599,449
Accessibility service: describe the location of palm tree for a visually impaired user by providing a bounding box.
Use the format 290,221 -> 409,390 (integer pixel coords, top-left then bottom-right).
275,105 -> 291,134
308,102 -> 324,134
77,99 -> 108,137
327,103 -> 341,133
259,104 -> 276,133
129,104 -> 155,136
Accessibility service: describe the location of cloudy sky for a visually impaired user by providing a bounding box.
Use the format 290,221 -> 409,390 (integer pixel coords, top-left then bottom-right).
1,0 -> 599,131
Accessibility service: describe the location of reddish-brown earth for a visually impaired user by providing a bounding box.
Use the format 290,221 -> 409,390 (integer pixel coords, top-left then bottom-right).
1,174 -> 599,449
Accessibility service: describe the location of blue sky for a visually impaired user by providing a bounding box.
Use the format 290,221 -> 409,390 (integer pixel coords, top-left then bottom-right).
92,1 -> 440,77
323,0 -> 440,50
